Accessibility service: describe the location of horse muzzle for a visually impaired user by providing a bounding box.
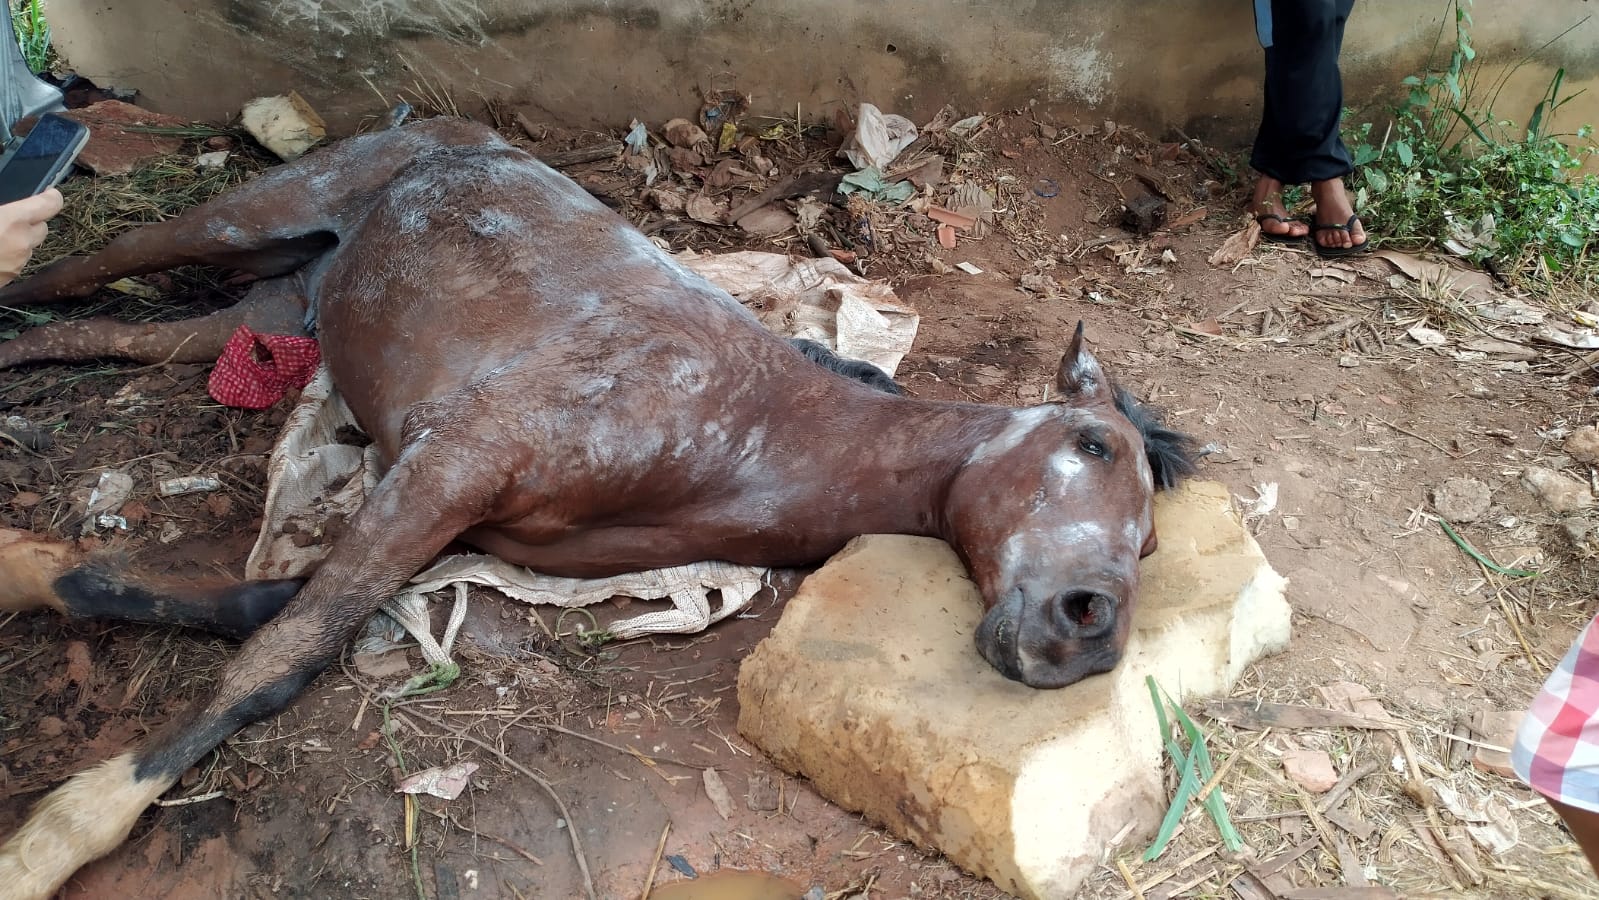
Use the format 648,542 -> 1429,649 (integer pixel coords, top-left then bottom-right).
974,584 -> 1128,688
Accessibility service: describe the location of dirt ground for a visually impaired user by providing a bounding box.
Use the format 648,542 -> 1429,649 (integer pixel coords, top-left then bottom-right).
2,101 -> 1597,900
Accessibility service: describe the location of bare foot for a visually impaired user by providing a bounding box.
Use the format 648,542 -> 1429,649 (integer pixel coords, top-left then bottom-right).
1249,176 -> 1308,239
1310,178 -> 1368,251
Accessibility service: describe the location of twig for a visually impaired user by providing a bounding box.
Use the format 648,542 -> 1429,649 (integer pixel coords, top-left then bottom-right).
153,790 -> 224,807
410,710 -> 597,900
639,821 -> 671,900
1373,416 -> 1464,459
0,428 -> 43,457
1115,857 -> 1146,900
1316,759 -> 1380,813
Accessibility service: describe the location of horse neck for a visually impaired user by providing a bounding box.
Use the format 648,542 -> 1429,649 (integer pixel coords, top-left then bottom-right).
771,389 -> 1022,540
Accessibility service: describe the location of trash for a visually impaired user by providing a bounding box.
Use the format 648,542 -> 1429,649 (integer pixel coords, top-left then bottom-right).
1374,249 -> 1500,301
1338,354 -> 1361,368
196,150 -> 230,170
80,470 -> 134,535
0,414 -> 51,452
1018,273 -> 1059,297
937,224 -> 957,249
1238,482 -> 1278,527
662,117 -> 710,150
1469,709 -> 1522,779
1432,477 -> 1492,523
703,768 -> 735,820
837,167 -> 915,203
95,514 -> 128,532
897,156 -> 944,190
1478,298 -> 1546,325
1208,219 -> 1261,267
1566,425 -> 1599,465
1406,325 -> 1449,347
955,262 -> 984,275
697,90 -> 750,140
1535,324 -> 1599,350
1520,466 -> 1595,513
1032,177 -> 1060,199
158,475 -> 223,498
208,325 -> 321,410
1281,748 -> 1340,793
622,118 -> 659,186
159,521 -> 184,544
949,114 -> 986,138
666,855 -> 698,878
396,762 -> 479,801
839,102 -> 919,171
926,205 -> 978,231
240,91 -> 326,162
949,181 -> 996,238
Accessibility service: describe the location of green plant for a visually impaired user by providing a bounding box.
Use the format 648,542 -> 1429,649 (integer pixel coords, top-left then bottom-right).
1344,0 -> 1599,292
10,0 -> 51,75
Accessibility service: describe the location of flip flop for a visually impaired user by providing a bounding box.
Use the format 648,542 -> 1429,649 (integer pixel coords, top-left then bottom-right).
1312,214 -> 1372,258
1255,213 -> 1307,244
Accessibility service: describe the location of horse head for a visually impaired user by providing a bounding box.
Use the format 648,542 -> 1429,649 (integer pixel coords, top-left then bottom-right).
944,322 -> 1197,688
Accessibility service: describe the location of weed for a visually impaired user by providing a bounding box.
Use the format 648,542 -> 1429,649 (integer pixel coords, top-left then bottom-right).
1344,0 -> 1599,293
10,0 -> 51,75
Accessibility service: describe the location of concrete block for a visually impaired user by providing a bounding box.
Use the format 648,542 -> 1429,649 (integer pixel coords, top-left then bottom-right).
240,91 -> 326,162
736,480 -> 1290,899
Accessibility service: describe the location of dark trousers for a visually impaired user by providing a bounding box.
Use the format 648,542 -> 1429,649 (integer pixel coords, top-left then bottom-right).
1250,0 -> 1357,184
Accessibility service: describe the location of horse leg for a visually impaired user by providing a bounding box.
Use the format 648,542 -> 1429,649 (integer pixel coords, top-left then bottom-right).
0,442 -> 494,900
0,118 -> 499,308
0,273 -> 309,369
0,527 -> 303,639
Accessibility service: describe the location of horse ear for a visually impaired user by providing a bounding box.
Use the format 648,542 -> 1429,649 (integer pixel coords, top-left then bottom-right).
1056,321 -> 1110,401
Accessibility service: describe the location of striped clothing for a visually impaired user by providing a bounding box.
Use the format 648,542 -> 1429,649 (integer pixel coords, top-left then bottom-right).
1514,617 -> 1599,812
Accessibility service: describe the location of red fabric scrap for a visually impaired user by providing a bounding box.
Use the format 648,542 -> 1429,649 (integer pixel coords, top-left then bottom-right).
207,325 -> 320,409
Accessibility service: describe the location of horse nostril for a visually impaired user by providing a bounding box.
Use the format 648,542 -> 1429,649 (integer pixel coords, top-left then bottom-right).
1058,590 -> 1116,639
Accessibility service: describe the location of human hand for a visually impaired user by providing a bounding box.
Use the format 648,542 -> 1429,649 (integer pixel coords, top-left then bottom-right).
0,188 -> 64,286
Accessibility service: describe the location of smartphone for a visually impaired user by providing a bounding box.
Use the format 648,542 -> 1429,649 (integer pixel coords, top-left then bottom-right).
0,113 -> 90,205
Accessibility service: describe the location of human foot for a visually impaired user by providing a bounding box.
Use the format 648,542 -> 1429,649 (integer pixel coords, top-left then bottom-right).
1309,178 -> 1370,256
1250,176 -> 1308,242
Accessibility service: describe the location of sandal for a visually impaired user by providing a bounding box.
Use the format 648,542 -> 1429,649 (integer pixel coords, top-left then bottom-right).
1255,213 -> 1307,244
1311,214 -> 1372,258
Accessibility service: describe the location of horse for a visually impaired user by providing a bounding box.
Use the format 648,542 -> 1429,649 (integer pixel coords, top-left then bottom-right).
0,117 -> 1195,898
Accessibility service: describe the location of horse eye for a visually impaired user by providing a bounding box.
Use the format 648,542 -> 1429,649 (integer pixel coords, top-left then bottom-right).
1079,436 -> 1107,458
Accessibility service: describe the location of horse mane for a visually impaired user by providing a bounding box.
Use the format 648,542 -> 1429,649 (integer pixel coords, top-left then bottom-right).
791,339 -> 1197,489
1112,386 -> 1199,491
789,338 -> 904,395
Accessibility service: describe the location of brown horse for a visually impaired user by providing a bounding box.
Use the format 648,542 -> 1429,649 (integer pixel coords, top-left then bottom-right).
0,117 -> 1195,898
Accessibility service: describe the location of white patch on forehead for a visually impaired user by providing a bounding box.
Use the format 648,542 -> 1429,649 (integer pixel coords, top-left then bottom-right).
967,406 -> 1058,465
1049,449 -> 1085,482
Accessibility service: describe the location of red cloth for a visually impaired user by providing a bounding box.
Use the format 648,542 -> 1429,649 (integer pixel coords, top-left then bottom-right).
207,325 -> 320,409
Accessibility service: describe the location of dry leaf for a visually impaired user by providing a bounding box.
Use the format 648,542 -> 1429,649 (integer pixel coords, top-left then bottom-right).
1167,206 -> 1208,229
1208,220 -> 1261,267
396,762 -> 479,800
703,768 -> 734,820
685,194 -> 727,226
1309,265 -> 1358,283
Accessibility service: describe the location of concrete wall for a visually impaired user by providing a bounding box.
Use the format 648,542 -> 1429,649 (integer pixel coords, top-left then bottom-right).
46,1 -> 1599,149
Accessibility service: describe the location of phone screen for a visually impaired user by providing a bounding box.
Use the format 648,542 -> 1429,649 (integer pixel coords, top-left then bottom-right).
0,114 -> 88,205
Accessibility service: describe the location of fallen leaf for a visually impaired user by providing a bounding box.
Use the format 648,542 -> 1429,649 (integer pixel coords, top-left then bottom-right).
703,768 -> 734,820
1309,265 -> 1357,283
685,194 -> 727,226
1187,319 -> 1223,336
1406,325 -> 1449,346
1374,249 -> 1498,299
396,762 -> 479,800
10,491 -> 41,508
353,649 -> 412,679
736,205 -> 795,236
1167,206 -> 1208,229
1208,220 -> 1261,267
